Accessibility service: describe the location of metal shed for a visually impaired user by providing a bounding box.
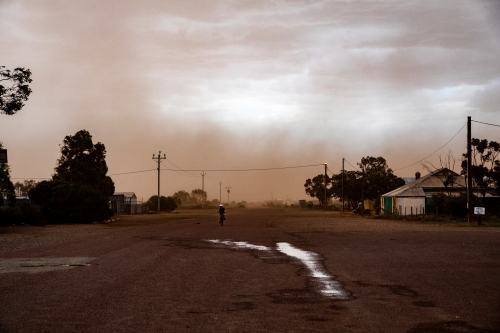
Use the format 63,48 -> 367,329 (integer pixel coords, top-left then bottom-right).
109,192 -> 144,214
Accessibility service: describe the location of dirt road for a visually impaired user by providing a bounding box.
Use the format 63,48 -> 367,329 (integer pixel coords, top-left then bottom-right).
1,208 -> 499,332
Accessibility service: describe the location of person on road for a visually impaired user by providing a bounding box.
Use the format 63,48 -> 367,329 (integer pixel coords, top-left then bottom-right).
218,204 -> 226,225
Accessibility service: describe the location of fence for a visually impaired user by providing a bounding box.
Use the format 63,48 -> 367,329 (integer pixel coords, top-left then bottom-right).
110,198 -> 147,215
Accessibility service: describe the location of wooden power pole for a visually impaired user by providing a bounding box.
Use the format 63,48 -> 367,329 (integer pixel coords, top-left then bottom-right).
152,151 -> 166,212
342,158 -> 344,213
467,116 -> 473,223
324,163 -> 327,210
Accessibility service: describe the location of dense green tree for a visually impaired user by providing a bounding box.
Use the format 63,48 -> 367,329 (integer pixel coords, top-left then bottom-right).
53,129 -> 114,196
330,171 -> 362,210
357,156 -> 405,201
0,141 -> 15,205
461,138 -> 500,198
492,160 -> 500,196
145,195 -> 177,212
29,180 -> 112,223
304,174 -> 333,207
0,66 -> 32,115
28,130 -> 115,223
306,156 -> 404,211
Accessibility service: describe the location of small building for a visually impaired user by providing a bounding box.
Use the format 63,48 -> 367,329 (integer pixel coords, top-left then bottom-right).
381,169 -> 466,216
0,196 -> 30,208
109,192 -> 144,214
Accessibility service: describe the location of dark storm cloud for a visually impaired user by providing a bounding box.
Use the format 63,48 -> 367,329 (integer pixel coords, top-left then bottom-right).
1,0 -> 499,201
469,81 -> 500,114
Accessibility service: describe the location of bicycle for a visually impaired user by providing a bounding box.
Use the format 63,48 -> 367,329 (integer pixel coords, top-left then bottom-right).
219,213 -> 225,226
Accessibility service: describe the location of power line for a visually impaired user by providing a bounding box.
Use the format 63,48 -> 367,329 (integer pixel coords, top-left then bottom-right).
343,159 -> 359,171
164,158 -> 198,178
27,163 -> 322,180
205,173 -> 221,186
326,166 -> 336,177
472,120 -> 500,128
393,122 -> 467,171
232,191 -> 272,196
161,164 -> 324,172
109,169 -> 156,176
164,168 -> 199,178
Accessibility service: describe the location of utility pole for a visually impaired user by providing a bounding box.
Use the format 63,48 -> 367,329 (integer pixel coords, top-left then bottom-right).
324,163 -> 327,210
201,171 -> 206,202
361,169 -> 364,217
467,116 -> 473,223
152,151 -> 166,212
219,181 -> 222,204
342,158 -> 344,214
226,186 -> 231,204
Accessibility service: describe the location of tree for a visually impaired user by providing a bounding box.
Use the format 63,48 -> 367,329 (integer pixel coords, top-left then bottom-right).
492,160 -> 500,196
145,195 -> 177,212
461,138 -> 500,198
330,171 -> 362,210
325,156 -> 404,211
304,174 -> 333,207
28,130 -> 114,223
190,189 -> 207,204
422,151 -> 463,195
357,156 -> 405,201
14,179 -> 39,197
0,141 -> 15,205
53,129 -> 115,196
0,66 -> 32,115
173,190 -> 190,206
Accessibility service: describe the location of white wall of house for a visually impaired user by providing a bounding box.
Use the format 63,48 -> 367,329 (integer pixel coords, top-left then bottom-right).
394,197 -> 425,215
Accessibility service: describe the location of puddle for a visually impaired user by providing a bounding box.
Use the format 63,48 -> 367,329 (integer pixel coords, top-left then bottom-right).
276,242 -> 349,299
206,240 -> 271,251
205,239 -> 350,300
0,257 -> 96,274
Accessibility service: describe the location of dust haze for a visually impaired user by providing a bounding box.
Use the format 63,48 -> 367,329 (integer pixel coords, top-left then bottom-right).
1,0 -> 499,202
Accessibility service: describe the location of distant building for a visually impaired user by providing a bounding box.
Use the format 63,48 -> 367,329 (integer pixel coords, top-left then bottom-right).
109,192 -> 144,214
0,196 -> 30,208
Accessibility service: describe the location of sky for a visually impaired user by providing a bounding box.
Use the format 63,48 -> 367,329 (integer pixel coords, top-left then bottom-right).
1,0 -> 499,203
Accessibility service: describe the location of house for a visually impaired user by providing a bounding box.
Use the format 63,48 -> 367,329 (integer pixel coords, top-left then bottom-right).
109,192 -> 144,214
381,168 -> 467,215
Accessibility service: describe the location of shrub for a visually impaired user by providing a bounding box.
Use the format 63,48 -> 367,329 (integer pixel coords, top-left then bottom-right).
0,203 -> 46,226
29,180 -> 112,223
145,195 -> 178,212
430,193 -> 483,218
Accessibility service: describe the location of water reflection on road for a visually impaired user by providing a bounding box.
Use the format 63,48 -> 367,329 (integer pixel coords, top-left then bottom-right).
206,239 -> 350,300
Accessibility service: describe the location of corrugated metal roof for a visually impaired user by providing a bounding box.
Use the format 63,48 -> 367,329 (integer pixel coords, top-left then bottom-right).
382,168 -> 466,198
113,192 -> 136,198
401,177 -> 416,184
